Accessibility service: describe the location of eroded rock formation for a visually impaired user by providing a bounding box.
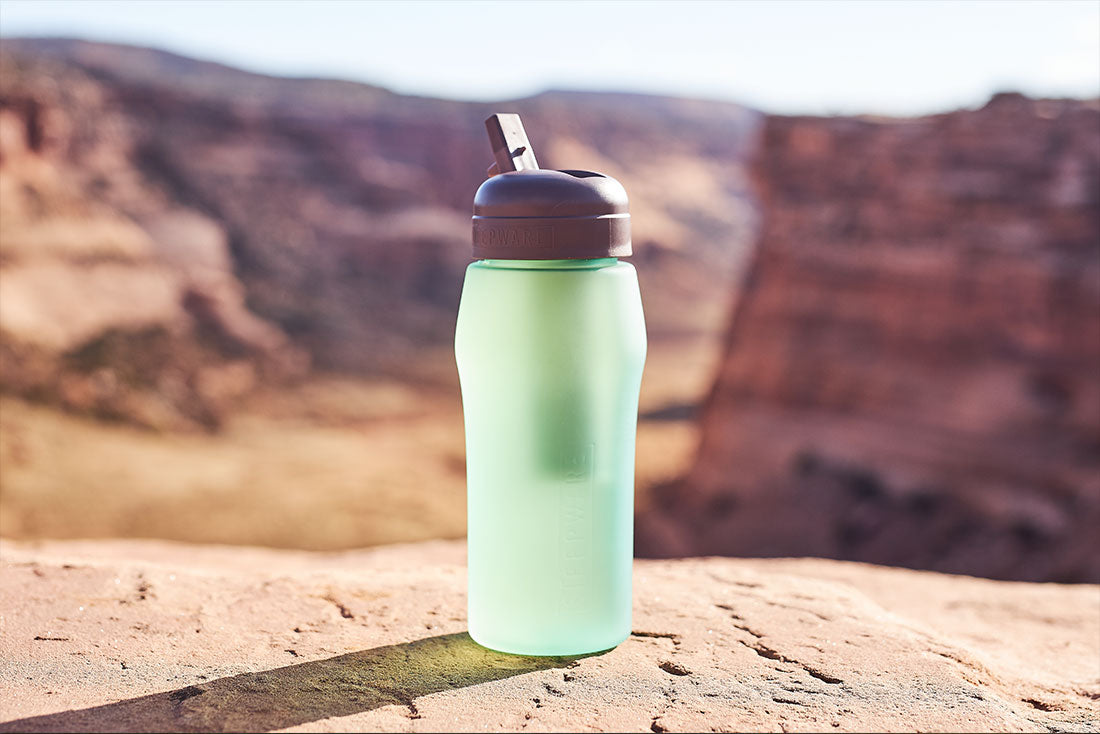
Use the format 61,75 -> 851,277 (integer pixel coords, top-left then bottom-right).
0,38 -> 757,388
639,94 -> 1100,582
0,51 -> 307,429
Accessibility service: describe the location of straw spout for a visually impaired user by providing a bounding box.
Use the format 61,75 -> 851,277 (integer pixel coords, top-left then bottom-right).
485,113 -> 539,176
472,113 -> 631,259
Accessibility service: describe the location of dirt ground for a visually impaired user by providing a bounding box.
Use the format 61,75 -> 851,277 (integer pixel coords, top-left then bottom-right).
0,338 -> 716,549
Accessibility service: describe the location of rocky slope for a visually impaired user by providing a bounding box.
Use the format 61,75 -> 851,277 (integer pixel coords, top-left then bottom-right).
639,94 -> 1100,582
1,539 -> 1097,733
0,38 -> 757,427
0,47 -> 304,429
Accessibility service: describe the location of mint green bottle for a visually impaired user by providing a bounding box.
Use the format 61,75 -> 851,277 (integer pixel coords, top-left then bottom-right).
456,115 -> 646,656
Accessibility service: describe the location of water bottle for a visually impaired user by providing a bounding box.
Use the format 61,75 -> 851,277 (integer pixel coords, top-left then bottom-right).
455,114 -> 647,655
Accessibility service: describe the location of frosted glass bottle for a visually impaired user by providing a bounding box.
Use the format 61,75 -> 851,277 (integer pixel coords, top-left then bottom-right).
455,257 -> 646,655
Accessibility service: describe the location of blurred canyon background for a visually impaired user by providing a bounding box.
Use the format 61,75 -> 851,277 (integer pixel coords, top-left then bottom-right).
0,26 -> 1097,581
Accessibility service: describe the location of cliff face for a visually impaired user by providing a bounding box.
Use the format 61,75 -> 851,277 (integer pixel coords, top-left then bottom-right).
639,94 -> 1100,582
0,39 -> 757,391
0,40 -> 753,548
0,51 -> 308,429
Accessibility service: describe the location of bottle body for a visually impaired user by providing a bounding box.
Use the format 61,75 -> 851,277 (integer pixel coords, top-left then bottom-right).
455,258 -> 647,656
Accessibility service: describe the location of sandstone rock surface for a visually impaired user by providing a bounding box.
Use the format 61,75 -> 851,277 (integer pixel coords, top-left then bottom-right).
1,539 -> 1097,732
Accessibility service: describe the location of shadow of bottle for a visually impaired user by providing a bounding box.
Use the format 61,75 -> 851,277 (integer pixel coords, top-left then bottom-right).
0,632 -> 588,733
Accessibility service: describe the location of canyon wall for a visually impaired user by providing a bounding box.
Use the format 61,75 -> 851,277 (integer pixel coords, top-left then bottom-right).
0,40 -> 754,547
0,39 -> 756,381
639,93 -> 1100,582
0,51 -> 308,429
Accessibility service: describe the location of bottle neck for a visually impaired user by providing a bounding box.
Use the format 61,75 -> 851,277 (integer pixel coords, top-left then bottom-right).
476,258 -> 618,271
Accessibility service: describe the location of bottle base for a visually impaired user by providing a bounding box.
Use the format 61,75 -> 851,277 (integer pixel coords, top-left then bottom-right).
468,629 -> 629,658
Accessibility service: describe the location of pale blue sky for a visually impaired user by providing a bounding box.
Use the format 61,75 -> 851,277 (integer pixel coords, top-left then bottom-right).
1,0 -> 1097,115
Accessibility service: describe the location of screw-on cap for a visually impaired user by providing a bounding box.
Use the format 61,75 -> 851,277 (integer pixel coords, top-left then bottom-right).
471,114 -> 631,260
